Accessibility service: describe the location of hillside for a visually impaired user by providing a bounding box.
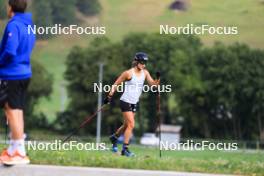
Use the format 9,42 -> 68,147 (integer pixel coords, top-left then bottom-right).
1,0 -> 264,120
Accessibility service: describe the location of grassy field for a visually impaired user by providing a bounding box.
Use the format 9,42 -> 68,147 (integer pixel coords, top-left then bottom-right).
1,0 -> 264,121
101,0 -> 264,47
0,131 -> 263,175
1,143 -> 264,175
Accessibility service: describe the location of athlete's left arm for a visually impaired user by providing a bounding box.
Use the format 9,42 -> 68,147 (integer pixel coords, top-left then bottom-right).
144,70 -> 160,86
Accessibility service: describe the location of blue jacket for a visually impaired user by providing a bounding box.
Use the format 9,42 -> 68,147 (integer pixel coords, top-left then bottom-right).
0,13 -> 36,80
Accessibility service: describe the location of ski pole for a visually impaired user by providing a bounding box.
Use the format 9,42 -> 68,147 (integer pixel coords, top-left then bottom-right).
156,71 -> 162,158
62,104 -> 107,143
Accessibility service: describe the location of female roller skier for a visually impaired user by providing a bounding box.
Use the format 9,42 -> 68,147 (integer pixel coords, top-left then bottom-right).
104,52 -> 160,157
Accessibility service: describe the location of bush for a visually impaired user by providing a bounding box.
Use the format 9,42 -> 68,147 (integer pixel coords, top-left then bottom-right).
25,60 -> 53,129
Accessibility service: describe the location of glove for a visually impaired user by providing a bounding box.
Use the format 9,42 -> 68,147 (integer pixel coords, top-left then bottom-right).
103,95 -> 112,104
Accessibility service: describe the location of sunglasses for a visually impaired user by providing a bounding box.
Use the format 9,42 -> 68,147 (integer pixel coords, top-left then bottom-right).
138,61 -> 147,65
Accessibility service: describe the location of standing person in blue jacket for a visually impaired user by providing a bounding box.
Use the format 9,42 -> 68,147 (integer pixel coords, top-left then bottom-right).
0,0 -> 35,165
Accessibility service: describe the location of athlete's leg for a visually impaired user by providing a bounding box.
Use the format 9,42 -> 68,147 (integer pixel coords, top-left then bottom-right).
121,112 -> 135,157
115,120 -> 128,137
5,103 -> 24,140
110,120 -> 128,152
123,112 -> 135,144
0,104 -> 25,164
4,103 -> 26,156
1,80 -> 30,165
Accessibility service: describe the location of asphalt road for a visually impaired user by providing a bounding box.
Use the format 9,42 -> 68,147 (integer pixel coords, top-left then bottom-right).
0,165 -> 237,176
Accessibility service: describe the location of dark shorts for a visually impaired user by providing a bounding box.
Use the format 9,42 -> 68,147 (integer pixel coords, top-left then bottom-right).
120,100 -> 138,113
1,79 -> 30,110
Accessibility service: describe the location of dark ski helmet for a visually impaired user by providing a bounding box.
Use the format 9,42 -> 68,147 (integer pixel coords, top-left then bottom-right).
134,52 -> 148,62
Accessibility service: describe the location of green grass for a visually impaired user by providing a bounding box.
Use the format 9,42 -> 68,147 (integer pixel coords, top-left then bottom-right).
4,0 -> 263,121
1,131 -> 263,175
101,0 -> 264,48
1,144 -> 263,175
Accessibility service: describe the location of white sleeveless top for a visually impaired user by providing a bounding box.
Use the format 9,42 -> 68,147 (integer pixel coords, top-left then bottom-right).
120,69 -> 145,104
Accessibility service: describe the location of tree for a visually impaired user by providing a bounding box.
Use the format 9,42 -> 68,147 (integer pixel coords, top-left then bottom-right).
0,0 -> 6,19
76,0 -> 101,16
196,43 -> 264,140
58,34 -> 203,136
30,0 -> 102,40
59,33 -> 264,140
120,33 -> 202,132
32,0 -> 53,39
56,37 -> 126,134
50,0 -> 77,25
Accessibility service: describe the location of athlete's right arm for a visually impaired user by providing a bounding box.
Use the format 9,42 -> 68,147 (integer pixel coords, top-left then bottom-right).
108,70 -> 131,97
0,23 -> 19,65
